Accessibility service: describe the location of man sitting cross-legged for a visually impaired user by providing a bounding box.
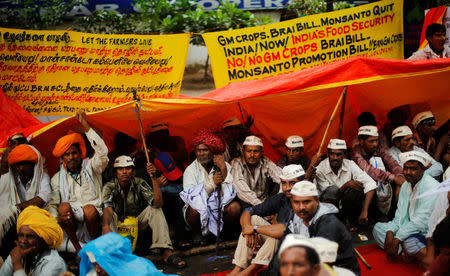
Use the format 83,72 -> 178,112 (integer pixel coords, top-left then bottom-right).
229,164 -> 305,276
101,156 -> 186,269
373,151 -> 440,264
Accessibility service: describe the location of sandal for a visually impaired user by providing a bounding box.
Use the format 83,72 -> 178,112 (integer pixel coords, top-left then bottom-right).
176,241 -> 193,250
164,253 -> 187,269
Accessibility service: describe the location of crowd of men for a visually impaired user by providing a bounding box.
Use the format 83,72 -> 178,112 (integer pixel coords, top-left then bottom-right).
0,23 -> 449,276
0,106 -> 449,276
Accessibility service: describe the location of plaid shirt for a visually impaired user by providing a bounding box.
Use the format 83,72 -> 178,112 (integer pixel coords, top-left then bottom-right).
231,156 -> 281,206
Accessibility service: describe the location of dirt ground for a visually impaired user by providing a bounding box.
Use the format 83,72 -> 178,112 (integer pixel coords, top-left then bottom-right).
180,66 -> 215,97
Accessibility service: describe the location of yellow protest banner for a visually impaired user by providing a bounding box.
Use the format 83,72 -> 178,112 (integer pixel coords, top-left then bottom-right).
202,0 -> 403,88
0,28 -> 190,115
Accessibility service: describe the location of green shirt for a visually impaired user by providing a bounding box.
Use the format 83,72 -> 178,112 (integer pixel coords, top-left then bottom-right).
102,177 -> 154,218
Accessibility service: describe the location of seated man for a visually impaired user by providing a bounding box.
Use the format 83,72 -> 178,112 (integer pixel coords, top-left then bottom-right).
222,116 -> 252,163
47,111 -> 108,252
265,181 -> 360,275
231,136 -> 282,208
389,126 -> 443,179
421,181 -> 450,268
278,235 -> 355,276
0,144 -> 50,258
146,122 -> 188,170
351,126 -> 405,215
229,164 -> 305,276
0,133 -> 30,176
181,128 -> 240,242
423,215 -> 450,276
276,135 -> 310,169
101,156 -> 185,268
0,206 -> 66,276
315,139 -> 376,228
412,111 -> 437,158
408,23 -> 450,60
78,232 -> 166,276
373,151 -> 440,263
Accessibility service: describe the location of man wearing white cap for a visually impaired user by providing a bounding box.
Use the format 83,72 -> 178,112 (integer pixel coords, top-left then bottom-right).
231,135 -> 282,207
412,111 -> 437,157
278,235 -> 355,276
372,151 -> 439,264
351,125 -> 405,215
315,139 -> 376,228
285,181 -> 360,275
276,136 -> 311,169
389,125 -> 443,179
101,156 -> 186,268
229,165 -> 305,276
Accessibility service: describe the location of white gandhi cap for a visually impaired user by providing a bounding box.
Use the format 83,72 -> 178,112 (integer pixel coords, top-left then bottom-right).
278,234 -> 338,263
399,150 -> 431,167
391,126 -> 413,141
328,139 -> 347,150
412,111 -> 434,129
114,155 -> 135,168
285,135 -> 304,148
280,164 -> 305,180
358,125 -> 378,137
291,180 -> 318,197
243,135 -> 263,147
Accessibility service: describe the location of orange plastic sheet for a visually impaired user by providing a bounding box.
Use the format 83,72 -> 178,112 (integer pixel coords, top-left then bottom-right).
1,57 -> 449,176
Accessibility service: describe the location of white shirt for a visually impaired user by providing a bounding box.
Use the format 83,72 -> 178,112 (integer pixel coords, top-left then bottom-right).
16,176 -> 51,203
426,192 -> 449,238
315,158 -> 377,194
183,159 -> 233,195
47,128 -> 108,217
408,44 -> 450,60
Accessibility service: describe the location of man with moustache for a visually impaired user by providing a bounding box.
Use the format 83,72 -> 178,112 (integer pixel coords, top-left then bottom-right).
47,111 -> 108,252
373,151 -> 440,264
231,136 -> 281,208
412,111 -> 438,158
229,165 -> 305,276
263,181 -> 360,275
389,126 -> 443,179
101,156 -> 185,268
0,206 -> 66,276
181,128 -> 240,243
352,125 -> 405,215
315,139 -> 377,228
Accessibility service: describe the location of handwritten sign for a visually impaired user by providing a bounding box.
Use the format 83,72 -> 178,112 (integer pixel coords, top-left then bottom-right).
0,28 -> 190,115
202,0 -> 403,88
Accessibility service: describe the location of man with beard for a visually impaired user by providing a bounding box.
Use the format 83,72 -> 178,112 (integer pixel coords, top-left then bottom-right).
181,128 -> 240,243
408,23 -> 450,60
351,126 -> 405,215
0,144 -> 50,259
263,181 -> 360,275
231,136 -> 281,208
47,111 -> 108,252
315,139 -> 376,229
389,126 -> 443,179
229,165 -> 305,276
101,156 -> 185,268
373,151 -> 440,264
0,206 -> 66,276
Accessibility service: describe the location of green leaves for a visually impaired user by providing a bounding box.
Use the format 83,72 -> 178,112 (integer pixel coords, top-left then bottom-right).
74,0 -> 272,46
288,0 -> 354,17
0,0 -> 82,29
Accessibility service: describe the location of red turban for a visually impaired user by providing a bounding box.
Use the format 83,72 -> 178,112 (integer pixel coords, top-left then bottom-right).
8,144 -> 38,165
192,128 -> 226,154
52,133 -> 86,158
